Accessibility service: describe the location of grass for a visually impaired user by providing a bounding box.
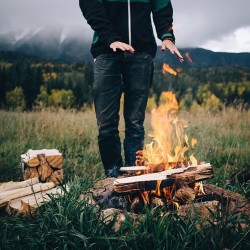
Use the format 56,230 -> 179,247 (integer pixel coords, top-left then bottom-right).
0,108 -> 249,249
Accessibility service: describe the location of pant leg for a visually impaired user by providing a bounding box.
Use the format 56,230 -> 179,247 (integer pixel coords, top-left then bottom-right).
93,53 -> 123,173
122,52 -> 153,166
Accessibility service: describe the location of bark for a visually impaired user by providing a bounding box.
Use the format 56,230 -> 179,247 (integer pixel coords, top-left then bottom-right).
178,200 -> 220,228
173,186 -> 196,204
114,164 -> 213,194
204,184 -> 250,219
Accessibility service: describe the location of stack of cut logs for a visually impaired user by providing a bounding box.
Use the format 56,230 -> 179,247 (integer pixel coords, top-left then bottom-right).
0,149 -> 66,216
21,149 -> 63,185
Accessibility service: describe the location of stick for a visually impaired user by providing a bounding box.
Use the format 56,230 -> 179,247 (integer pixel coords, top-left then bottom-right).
0,178 -> 39,192
0,182 -> 55,207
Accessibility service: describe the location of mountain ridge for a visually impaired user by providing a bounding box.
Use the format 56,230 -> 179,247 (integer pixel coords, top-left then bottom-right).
0,26 -> 250,67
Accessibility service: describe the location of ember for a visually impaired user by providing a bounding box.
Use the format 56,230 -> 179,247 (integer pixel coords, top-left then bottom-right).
162,63 -> 177,76
185,52 -> 193,63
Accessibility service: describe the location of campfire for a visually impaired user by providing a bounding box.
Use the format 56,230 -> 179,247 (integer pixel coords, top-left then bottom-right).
83,90 -> 249,231
114,91 -> 212,211
85,92 -> 215,214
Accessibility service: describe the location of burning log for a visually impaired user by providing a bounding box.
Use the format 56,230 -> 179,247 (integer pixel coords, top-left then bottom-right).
21,149 -> 63,185
173,186 -> 195,205
114,164 -> 213,194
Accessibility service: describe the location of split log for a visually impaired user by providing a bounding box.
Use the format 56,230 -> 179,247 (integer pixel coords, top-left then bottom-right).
21,149 -> 63,184
0,182 -> 55,207
21,186 -> 66,215
173,187 -> 195,205
120,166 -> 149,172
46,170 -> 63,185
0,178 -> 39,192
6,185 -> 67,216
37,154 -> 54,182
23,167 -> 39,180
46,155 -> 63,169
21,149 -> 62,168
114,164 -> 213,194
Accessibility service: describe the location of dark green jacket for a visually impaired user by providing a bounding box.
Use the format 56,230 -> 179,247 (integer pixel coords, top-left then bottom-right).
79,0 -> 175,58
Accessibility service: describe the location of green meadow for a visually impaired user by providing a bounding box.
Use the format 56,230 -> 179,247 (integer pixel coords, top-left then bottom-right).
0,108 -> 249,249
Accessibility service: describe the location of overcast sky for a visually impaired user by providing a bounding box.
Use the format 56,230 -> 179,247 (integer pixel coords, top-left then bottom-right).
0,0 -> 249,52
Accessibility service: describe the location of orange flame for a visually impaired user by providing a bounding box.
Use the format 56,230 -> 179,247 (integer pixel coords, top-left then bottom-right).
185,52 -> 193,63
139,91 -> 197,171
162,63 -> 177,76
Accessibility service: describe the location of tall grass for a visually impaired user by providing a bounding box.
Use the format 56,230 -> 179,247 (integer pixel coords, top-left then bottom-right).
0,108 -> 249,249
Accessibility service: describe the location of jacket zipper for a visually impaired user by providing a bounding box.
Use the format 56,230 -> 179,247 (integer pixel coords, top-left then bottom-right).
128,0 -> 132,45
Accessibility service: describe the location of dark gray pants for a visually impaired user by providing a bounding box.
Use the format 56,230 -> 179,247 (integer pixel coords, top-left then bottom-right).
93,52 -> 153,175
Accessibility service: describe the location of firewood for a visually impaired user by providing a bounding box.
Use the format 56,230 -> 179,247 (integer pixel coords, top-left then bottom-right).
88,178 -> 115,201
114,164 -> 213,194
46,155 -> 63,169
203,184 -> 250,218
23,167 -> 39,180
0,178 -> 39,192
6,185 -> 67,216
151,196 -> 165,208
26,157 -> 40,168
0,182 -> 55,207
120,166 -> 150,172
21,149 -> 62,168
37,154 -> 53,182
173,187 -> 195,204
21,186 -> 66,215
203,184 -> 246,203
5,199 -> 23,216
130,196 -> 144,213
46,170 -> 63,185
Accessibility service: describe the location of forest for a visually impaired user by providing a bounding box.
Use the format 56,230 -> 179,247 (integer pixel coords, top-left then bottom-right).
0,52 -> 250,111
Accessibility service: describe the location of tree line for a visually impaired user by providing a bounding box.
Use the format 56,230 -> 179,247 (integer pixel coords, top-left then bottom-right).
0,56 -> 250,111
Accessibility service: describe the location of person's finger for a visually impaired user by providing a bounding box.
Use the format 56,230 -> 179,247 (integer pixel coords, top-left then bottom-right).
174,48 -> 183,59
111,45 -> 117,52
161,43 -> 167,51
110,42 -> 135,53
119,43 -> 134,52
119,43 -> 135,53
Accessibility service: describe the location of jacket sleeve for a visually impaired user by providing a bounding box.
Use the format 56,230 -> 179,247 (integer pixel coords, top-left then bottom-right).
151,0 -> 175,43
79,0 -> 121,46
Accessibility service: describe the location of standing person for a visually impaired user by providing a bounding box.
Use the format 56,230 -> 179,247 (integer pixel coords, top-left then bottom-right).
79,0 -> 183,177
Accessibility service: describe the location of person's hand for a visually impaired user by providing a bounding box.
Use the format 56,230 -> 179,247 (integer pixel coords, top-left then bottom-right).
110,41 -> 135,53
161,39 -> 184,63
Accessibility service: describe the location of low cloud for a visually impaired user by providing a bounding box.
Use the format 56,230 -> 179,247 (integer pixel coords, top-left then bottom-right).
0,0 -> 249,52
